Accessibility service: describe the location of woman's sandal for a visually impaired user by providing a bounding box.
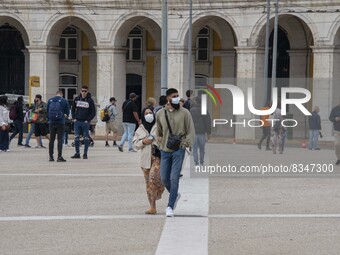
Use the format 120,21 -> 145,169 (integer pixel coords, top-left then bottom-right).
145,208 -> 157,214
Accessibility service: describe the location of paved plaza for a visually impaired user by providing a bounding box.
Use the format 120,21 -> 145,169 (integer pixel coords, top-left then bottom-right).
1,139 -> 340,255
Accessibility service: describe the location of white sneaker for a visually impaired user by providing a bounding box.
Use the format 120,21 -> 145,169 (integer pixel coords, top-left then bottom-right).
173,192 -> 181,210
165,207 -> 174,217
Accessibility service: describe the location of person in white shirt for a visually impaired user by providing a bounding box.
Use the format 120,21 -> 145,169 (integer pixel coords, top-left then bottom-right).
0,96 -> 10,151
105,97 -> 119,147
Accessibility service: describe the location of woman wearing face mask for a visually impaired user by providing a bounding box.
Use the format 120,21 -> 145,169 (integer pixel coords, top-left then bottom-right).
133,107 -> 164,214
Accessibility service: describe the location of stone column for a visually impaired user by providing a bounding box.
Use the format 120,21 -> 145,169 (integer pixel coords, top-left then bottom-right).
27,46 -> 60,102
311,46 -> 337,141
146,50 -> 161,100
287,49 -> 310,138
234,47 -> 265,140
88,50 -> 97,95
22,50 -> 30,97
94,46 -> 126,135
168,47 -> 189,96
215,50 -> 236,137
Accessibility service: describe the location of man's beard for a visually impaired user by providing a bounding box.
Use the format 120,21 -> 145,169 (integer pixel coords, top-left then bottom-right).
171,103 -> 180,110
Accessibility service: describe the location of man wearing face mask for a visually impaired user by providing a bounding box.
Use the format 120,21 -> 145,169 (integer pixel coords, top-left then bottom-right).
156,88 -> 195,217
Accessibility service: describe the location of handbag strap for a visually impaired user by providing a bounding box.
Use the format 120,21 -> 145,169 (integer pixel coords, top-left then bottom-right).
164,110 -> 173,135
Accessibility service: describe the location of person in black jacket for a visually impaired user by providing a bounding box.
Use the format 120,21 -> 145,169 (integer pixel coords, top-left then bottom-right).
329,99 -> 340,165
9,96 -> 24,146
190,96 -> 211,166
183,89 -> 194,110
71,86 -> 96,159
308,106 -> 321,150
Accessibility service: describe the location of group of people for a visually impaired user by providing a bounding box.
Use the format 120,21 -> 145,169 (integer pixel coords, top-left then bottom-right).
0,85 -> 96,161
126,89 -> 210,217
0,94 -> 50,152
2,87 -> 340,218
257,99 -> 340,165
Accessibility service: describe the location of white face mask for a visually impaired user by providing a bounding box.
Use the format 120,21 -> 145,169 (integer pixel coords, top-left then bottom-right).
144,113 -> 154,123
171,97 -> 180,104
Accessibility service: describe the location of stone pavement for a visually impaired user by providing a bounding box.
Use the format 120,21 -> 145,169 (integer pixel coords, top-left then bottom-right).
0,139 -> 340,255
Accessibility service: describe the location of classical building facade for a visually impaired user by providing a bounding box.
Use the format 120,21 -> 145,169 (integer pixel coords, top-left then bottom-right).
0,0 -> 339,139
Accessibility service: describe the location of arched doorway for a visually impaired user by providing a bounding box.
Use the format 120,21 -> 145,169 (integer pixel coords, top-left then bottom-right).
256,15 -> 314,138
0,24 -> 25,95
114,16 -> 161,110
188,15 -> 238,137
267,27 -> 291,100
47,17 -> 97,100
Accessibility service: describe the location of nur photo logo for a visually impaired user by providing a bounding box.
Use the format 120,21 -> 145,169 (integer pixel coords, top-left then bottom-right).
200,84 -> 312,128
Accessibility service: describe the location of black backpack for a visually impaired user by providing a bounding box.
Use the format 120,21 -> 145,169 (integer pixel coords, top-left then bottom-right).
9,105 -> 17,120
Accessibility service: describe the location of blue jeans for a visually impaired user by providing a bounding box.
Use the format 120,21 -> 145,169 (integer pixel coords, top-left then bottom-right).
62,131 -> 68,144
25,123 -> 34,145
119,122 -> 136,150
309,130 -> 319,149
160,148 -> 186,209
10,119 -> 23,144
74,121 -> 90,155
193,134 -> 206,165
25,124 -> 43,146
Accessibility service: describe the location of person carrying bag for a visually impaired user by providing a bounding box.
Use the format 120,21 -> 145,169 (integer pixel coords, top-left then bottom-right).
164,110 -> 182,151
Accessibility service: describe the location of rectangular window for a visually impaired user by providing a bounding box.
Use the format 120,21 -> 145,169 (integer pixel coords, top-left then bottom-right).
197,37 -> 209,61
59,38 -> 66,59
59,37 -> 77,60
126,37 -> 142,61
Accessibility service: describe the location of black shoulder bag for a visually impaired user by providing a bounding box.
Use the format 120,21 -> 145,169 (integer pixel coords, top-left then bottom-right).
164,110 -> 182,151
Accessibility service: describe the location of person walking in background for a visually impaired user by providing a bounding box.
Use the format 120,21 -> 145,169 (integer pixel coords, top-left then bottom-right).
118,92 -> 141,152
179,98 -> 185,107
71,86 -> 96,159
309,106 -> 321,150
146,97 -> 157,112
257,102 -> 272,150
32,94 -> 49,148
271,106 -> 285,154
190,96 -> 211,166
153,95 -> 167,115
156,88 -> 195,217
105,97 -> 119,147
9,96 -> 24,146
133,107 -> 164,215
24,101 -> 44,148
183,89 -> 194,110
63,111 -> 72,146
0,96 -> 10,152
329,99 -> 340,165
47,90 -> 70,162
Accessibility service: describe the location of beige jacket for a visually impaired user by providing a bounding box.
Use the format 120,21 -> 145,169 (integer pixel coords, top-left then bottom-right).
133,124 -> 158,169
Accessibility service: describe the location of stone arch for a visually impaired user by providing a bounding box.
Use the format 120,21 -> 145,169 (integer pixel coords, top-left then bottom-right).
179,11 -> 240,48
250,13 -> 316,48
0,14 -> 30,46
112,14 -> 161,49
45,14 -> 98,47
326,15 -> 340,46
0,15 -> 30,95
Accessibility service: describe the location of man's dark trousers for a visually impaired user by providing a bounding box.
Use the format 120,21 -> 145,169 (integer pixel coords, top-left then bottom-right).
49,123 -> 65,158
